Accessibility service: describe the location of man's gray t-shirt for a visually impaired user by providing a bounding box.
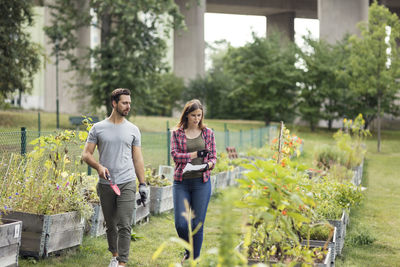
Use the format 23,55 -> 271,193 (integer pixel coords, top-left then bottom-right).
87,119 -> 141,185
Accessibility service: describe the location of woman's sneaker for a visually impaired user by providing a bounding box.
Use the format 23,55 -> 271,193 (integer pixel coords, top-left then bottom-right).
108,257 -> 118,267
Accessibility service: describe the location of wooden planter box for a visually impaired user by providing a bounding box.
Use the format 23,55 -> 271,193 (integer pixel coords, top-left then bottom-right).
247,247 -> 333,267
210,175 -> 217,195
85,203 -> 106,237
352,159 -> 364,186
228,167 -> 240,186
0,218 -> 22,267
132,192 -> 150,225
328,210 -> 347,256
150,185 -> 173,214
301,227 -> 337,266
4,211 -> 84,259
216,171 -> 229,190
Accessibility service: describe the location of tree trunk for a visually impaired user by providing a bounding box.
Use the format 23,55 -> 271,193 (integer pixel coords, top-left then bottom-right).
310,121 -> 316,132
377,95 -> 381,152
101,12 -> 112,116
328,119 -> 333,131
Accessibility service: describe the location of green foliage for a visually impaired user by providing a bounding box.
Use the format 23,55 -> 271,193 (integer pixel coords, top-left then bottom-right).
297,35 -> 351,131
145,167 -> 171,187
0,1 -> 42,98
314,144 -> 347,170
212,152 -> 234,174
140,72 -> 185,116
325,164 -> 354,183
0,130 -> 93,220
309,178 -> 363,220
348,1 -> 400,150
222,34 -> 300,125
237,158 -> 319,263
299,223 -> 333,241
334,114 -> 370,169
44,0 -> 184,115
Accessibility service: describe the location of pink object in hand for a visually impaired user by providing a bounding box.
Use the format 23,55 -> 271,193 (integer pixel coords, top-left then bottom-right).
106,174 -> 121,196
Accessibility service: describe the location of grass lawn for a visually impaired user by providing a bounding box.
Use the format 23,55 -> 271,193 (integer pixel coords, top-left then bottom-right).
0,110 -> 265,132
18,192 -> 243,267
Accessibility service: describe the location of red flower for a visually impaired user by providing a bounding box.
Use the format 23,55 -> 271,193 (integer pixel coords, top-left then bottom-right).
282,210 -> 287,216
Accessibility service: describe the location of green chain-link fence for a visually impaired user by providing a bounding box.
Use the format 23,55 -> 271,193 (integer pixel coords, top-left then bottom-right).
0,125 -> 277,173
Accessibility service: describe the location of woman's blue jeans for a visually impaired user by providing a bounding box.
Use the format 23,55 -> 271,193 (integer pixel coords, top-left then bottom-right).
173,177 -> 211,259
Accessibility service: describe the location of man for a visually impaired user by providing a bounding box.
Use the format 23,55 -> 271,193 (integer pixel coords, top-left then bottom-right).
82,88 -> 148,267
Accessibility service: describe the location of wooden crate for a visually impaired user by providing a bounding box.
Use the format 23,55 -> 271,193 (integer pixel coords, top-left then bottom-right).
150,185 -> 173,214
132,192 -> 151,225
85,204 -> 106,237
4,211 -> 84,259
0,218 -> 22,267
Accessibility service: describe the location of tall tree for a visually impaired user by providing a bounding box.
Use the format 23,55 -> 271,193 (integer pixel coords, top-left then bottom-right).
297,35 -> 351,131
44,0 -> 184,115
348,1 -> 400,152
0,1 -> 41,101
222,34 -> 300,125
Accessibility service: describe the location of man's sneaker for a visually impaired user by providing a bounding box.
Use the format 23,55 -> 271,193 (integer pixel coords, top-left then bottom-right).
108,257 -> 118,267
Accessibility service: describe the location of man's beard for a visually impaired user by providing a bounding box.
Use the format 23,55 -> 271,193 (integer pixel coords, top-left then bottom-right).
116,106 -> 129,117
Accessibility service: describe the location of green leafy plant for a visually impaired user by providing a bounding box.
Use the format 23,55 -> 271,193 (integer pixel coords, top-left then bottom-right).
145,167 -> 172,187
212,152 -> 234,174
334,114 -> 370,169
0,130 -> 93,220
314,144 -> 347,170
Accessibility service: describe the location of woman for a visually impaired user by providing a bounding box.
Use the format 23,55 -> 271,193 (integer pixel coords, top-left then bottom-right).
170,99 -> 217,261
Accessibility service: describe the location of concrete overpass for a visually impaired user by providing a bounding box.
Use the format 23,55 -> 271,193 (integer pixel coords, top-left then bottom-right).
174,0 -> 373,81
27,0 -> 400,114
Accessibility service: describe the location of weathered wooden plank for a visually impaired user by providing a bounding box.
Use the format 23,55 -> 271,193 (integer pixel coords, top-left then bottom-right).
85,204 -> 106,237
0,219 -> 21,267
46,227 -> 85,254
0,243 -> 19,266
150,185 -> 173,214
132,192 -> 150,225
4,212 -> 44,233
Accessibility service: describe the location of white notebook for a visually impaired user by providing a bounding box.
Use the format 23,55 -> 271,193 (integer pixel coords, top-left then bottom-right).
182,163 -> 207,174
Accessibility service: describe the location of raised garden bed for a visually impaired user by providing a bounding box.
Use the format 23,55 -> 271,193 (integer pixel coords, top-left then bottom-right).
85,204 -> 106,237
132,192 -> 151,225
4,211 -> 84,259
0,218 -> 22,267
150,185 -> 173,214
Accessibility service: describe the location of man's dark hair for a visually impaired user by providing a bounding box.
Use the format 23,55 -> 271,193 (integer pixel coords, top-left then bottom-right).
111,88 -> 131,104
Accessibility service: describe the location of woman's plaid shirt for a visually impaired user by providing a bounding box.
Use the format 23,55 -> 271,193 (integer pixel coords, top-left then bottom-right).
170,127 -> 217,182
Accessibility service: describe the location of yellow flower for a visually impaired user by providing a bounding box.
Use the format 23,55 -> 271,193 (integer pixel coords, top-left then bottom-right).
343,118 -> 347,123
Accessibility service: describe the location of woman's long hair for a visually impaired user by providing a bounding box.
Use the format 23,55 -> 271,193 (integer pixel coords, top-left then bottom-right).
176,99 -> 206,130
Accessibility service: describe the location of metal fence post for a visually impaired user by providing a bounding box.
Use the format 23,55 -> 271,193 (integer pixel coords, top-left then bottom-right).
240,130 -> 243,149
251,128 -> 254,147
38,112 -> 41,137
224,123 -> 229,148
21,127 -> 26,155
259,127 -> 262,147
167,121 -> 171,166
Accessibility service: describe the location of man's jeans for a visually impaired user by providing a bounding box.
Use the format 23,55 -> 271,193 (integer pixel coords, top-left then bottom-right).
97,180 -> 136,263
173,177 -> 211,259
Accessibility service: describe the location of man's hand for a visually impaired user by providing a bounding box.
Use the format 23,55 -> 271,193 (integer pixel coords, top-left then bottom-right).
197,150 -> 209,158
97,165 -> 109,180
138,183 -> 149,206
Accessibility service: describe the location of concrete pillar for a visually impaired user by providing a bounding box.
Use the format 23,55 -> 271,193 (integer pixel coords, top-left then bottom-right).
267,12 -> 295,42
319,0 -> 369,44
174,0 -> 205,82
43,1 -> 91,114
